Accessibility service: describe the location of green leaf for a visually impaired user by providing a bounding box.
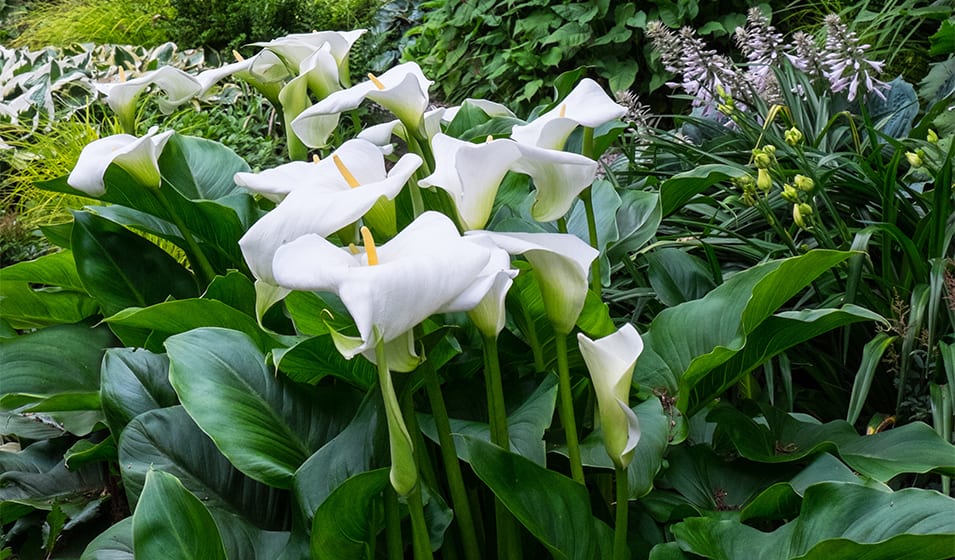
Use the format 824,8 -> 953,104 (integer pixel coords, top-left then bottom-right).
202,271 -> 257,317
100,347 -> 177,435
80,517 -> 133,560
0,459 -> 105,523
632,250 -> 853,414
686,305 -> 884,413
273,334 -> 377,389
541,22 -> 592,50
119,406 -> 289,528
133,470 -> 228,560
1,250 -> 86,291
105,298 -> 273,353
158,130 -> 252,202
846,332 -> 896,425
607,190 -> 661,260
464,436 -> 612,559
929,19 -> 955,56
165,328 -> 361,488
71,211 -> 198,315
673,482 -> 955,560
0,281 -> 99,329
0,323 -> 115,394
660,164 -> 748,216
709,403 -> 955,480
646,248 -> 716,306
422,375 -> 558,467
310,468 -> 389,559
294,389 -> 386,518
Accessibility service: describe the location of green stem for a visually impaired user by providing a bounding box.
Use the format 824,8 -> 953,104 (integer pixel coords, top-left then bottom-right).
555,332 -> 584,483
580,186 -> 602,297
556,217 -> 568,233
407,476 -> 433,560
419,360 -> 482,560
384,488 -> 403,560
482,335 -> 510,448
613,466 -> 629,560
519,304 -> 545,372
154,184 -> 217,286
582,126 -> 595,159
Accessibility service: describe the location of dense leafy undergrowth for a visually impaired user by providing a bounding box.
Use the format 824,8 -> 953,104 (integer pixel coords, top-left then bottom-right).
1,4 -> 954,560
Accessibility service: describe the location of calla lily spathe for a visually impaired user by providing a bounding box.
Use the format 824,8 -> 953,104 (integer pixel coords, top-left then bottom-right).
292,62 -> 433,147
466,230 -> 598,334
358,99 -> 515,148
419,133 -> 597,228
237,139 -> 422,284
271,211 -> 496,363
67,126 -> 174,196
577,324 -> 643,469
252,30 -> 365,78
95,66 -> 201,132
510,78 -> 626,151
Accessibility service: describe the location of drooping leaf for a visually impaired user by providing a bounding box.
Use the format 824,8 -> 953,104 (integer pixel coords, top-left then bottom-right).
70,211 -> 198,315
660,164 -> 748,216
132,470 -> 228,560
464,436 -> 613,559
80,517 -> 133,560
310,468 -> 389,560
100,347 -> 177,435
0,323 -> 115,395
165,328 -> 361,488
672,482 -> 955,560
0,281 -> 99,329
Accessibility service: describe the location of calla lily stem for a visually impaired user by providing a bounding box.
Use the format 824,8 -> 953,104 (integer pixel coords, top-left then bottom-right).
407,485 -> 433,560
554,332 -> 585,483
614,465 -> 629,560
384,488 -> 403,560
154,182 -> 217,286
419,359 -> 483,560
580,186 -> 602,297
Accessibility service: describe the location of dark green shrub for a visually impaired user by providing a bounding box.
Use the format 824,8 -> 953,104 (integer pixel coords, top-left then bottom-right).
401,0 -> 789,112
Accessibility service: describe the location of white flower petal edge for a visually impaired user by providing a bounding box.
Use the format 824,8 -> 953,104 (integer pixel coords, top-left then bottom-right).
292,62 -> 432,147
67,127 -> 174,196
510,78 -> 626,150
466,230 -> 597,334
577,323 -> 644,469
238,147 -> 421,284
271,211 -> 494,355
96,67 -> 200,129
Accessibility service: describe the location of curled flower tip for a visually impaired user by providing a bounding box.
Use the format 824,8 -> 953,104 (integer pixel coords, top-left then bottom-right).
333,154 -> 361,187
367,72 -> 386,90
360,226 -> 379,265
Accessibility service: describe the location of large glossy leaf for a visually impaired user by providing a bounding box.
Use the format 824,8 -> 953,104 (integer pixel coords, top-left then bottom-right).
421,375 -> 558,467
133,470 -> 228,560
646,248 -> 716,306
607,190 -> 661,260
119,406 -> 288,528
0,250 -> 86,290
294,389 -> 386,519
0,458 -> 105,524
165,328 -> 361,488
632,250 -> 853,414
709,403 -> 955,480
464,436 -> 613,559
100,347 -> 177,435
0,280 -> 99,329
80,517 -> 133,560
660,164 -> 748,216
310,468 -> 389,560
105,299 -> 274,353
672,482 -> 955,560
274,334 -> 377,389
685,305 -> 884,413
0,323 -> 114,394
157,133 -> 251,202
577,397 -> 669,499
71,211 -> 198,315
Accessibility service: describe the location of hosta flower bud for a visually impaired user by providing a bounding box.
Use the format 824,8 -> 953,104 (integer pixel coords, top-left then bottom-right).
905,151 -> 923,168
927,129 -> 938,144
753,151 -> 772,169
793,174 -> 814,192
763,144 -> 776,155
793,202 -> 813,228
785,126 -> 803,146
781,183 -> 799,202
757,168 -> 773,192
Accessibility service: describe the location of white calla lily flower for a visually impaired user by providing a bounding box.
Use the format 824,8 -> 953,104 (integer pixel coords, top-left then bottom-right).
510,78 -> 626,151
463,236 -> 518,338
358,99 -> 516,147
67,126 -> 174,196
577,323 -> 643,469
419,133 -> 597,229
271,211 -> 495,363
252,30 -> 365,76
95,66 -> 201,132
466,230 -> 598,334
292,62 -> 432,147
238,139 -> 422,284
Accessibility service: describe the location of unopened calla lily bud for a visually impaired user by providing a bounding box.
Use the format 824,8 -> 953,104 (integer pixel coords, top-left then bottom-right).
577,324 -> 643,470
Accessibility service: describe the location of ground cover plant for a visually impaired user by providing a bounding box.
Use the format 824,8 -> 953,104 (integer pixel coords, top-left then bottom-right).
1,4 -> 954,560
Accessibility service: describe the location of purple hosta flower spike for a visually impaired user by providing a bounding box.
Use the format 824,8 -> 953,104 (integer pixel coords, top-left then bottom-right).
821,14 -> 889,101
